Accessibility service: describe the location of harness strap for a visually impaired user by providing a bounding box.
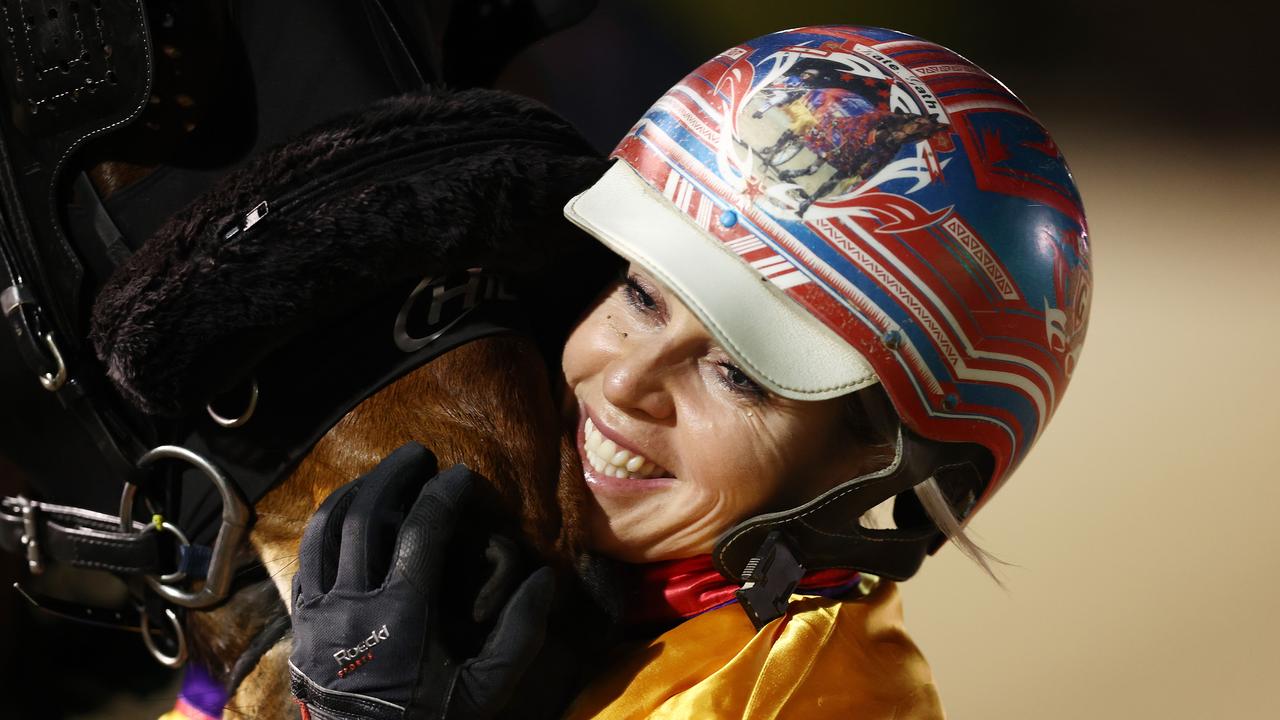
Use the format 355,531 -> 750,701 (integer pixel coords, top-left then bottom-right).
226,612 -> 293,701
0,496 -> 165,575
0,273 -> 528,612
0,0 -> 153,340
174,270 -> 528,546
13,581 -> 147,631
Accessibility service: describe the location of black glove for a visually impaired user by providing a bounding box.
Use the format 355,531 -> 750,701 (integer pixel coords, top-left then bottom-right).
288,442 -> 557,720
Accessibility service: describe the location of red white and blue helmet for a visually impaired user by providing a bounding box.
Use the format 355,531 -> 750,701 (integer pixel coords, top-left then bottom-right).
565,26 -> 1091,581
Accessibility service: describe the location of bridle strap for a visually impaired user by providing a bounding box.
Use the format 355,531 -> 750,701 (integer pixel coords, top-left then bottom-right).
0,496 -> 164,576
226,612 -> 294,701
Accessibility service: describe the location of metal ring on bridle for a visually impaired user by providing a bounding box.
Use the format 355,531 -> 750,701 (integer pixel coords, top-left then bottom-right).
37,332 -> 66,391
140,607 -> 188,668
139,520 -> 192,584
206,378 -> 259,428
121,446 -> 250,609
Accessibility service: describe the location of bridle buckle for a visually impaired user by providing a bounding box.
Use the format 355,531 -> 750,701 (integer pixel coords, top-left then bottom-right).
14,495 -> 43,575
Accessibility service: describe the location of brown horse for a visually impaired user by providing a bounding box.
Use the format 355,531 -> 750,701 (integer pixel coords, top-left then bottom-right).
81,102 -> 607,720
188,335 -> 593,718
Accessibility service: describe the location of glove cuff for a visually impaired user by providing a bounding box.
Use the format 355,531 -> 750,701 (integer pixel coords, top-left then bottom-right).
290,661 -> 406,720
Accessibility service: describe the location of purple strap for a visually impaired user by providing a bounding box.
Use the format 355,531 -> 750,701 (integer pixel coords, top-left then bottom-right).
179,663 -> 228,719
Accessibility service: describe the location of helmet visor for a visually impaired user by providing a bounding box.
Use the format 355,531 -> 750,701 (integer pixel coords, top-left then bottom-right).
564,161 -> 878,401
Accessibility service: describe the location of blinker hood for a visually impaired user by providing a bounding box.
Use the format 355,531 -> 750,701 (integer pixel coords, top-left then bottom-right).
88,89 -> 609,545
0,88 -> 611,599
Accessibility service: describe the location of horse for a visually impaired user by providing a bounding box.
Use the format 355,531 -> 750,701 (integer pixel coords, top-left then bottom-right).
748,78 -> 943,215
190,334 -> 595,718
75,90 -> 615,720
1,6 -> 611,716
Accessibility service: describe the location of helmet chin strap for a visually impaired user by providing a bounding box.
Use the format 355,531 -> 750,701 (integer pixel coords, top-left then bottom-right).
713,426 -> 988,629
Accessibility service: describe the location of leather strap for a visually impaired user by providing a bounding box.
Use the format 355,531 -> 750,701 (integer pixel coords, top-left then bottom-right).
713,426 -> 987,583
0,0 -> 153,340
0,496 -> 165,575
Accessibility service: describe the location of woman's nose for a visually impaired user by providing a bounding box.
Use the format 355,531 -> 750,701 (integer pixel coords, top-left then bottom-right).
602,341 -> 676,421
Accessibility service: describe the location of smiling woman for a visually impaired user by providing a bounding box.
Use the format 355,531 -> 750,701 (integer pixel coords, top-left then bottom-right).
287,24 -> 1091,720
564,266 -> 891,563
555,22 -> 1088,718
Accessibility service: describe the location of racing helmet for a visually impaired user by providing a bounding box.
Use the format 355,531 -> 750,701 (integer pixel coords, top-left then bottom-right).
564,26 -> 1091,591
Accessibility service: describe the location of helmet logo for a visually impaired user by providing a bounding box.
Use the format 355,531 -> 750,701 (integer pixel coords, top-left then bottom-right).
726,42 -> 949,218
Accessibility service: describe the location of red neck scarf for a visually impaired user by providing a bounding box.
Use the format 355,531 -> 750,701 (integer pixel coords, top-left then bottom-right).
621,554 -> 862,626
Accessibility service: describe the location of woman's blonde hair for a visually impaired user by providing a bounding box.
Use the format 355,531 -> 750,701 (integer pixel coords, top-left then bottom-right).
848,385 -> 1003,582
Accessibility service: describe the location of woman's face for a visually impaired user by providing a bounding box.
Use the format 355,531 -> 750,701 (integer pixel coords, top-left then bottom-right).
561,264 -> 870,563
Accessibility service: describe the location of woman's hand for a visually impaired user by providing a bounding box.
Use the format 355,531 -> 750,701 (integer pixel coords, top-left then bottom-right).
288,442 -> 557,720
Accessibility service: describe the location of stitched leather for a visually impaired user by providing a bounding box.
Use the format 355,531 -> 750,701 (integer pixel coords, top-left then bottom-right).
0,499 -> 165,574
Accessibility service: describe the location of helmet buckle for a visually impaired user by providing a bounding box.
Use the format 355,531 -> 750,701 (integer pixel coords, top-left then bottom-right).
735,531 -> 805,630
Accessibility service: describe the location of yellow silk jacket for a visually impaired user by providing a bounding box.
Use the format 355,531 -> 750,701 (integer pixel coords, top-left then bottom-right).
565,580 -> 944,719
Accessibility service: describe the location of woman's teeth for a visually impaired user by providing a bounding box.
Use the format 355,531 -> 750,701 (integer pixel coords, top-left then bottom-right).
583,418 -> 670,479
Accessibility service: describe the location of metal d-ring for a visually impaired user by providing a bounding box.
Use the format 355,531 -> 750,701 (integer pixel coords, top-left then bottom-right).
206,377 -> 259,428
121,446 -> 250,609
37,332 -> 66,391
140,520 -> 192,584
141,607 -> 188,668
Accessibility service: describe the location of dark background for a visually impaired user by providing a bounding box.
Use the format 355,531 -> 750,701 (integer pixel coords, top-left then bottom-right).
499,0 -> 1277,151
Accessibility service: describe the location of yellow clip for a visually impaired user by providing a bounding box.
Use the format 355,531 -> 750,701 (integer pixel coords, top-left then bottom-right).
152,514 -> 165,531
